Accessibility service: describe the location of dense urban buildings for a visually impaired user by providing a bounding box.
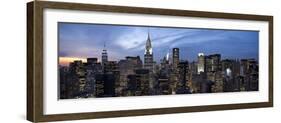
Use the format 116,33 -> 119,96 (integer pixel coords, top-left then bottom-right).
59,32 -> 259,99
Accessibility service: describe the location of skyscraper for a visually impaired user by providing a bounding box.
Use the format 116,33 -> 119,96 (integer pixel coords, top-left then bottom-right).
118,56 -> 142,81
205,54 -> 221,72
172,48 -> 179,70
144,32 -> 153,71
87,58 -> 98,64
95,73 -> 116,97
102,42 -> 108,64
135,69 -> 150,95
68,60 -> 86,98
178,61 -> 189,89
197,53 -> 205,74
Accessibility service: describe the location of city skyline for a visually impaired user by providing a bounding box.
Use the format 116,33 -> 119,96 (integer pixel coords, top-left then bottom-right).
59,22 -> 259,99
59,23 -> 259,66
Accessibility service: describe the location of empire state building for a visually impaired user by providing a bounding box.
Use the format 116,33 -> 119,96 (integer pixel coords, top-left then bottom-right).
144,32 -> 153,71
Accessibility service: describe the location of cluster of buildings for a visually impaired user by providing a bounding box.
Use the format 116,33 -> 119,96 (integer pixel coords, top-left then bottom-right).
59,33 -> 259,99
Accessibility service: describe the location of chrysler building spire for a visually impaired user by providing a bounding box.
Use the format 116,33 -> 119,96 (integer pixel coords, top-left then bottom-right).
144,30 -> 154,71
145,32 -> 153,54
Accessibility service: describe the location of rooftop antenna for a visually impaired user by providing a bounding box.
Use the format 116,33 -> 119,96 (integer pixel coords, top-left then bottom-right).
103,40 -> 106,50
148,27 -> 151,38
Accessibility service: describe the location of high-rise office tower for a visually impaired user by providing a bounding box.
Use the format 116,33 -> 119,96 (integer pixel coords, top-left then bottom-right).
144,32 -> 153,71
197,53 -> 205,74
172,48 -> 179,70
178,61 -> 189,88
87,58 -> 98,64
68,60 -> 86,98
102,42 -> 108,64
135,69 -> 150,95
209,54 -> 221,72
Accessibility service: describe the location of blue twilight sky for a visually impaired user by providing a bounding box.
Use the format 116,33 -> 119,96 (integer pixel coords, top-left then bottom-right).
58,22 -> 259,64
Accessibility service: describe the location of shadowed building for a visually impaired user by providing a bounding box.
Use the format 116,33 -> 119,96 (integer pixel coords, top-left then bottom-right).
85,58 -> 102,97
243,59 -> 259,91
67,60 -> 86,98
177,61 -> 190,94
205,54 -> 221,72
200,80 -> 213,93
87,58 -> 98,64
211,71 -> 224,92
104,61 -> 118,73
135,69 -> 150,95
59,66 -> 69,99
127,75 -> 139,96
95,73 -> 116,97
118,56 -> 142,90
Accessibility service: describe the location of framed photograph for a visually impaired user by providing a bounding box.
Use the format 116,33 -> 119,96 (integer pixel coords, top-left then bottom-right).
27,1 -> 273,122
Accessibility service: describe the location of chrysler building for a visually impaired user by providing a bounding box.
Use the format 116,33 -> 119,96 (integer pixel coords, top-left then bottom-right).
144,32 -> 153,71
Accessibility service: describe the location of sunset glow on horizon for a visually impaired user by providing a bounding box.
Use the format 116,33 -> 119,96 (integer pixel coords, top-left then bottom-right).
59,57 -> 87,66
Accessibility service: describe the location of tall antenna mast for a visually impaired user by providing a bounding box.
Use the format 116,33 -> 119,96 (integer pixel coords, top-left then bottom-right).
103,40 -> 106,50
148,27 -> 150,37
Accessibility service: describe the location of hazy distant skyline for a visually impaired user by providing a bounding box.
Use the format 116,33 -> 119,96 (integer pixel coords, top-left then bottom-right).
59,22 -> 259,66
